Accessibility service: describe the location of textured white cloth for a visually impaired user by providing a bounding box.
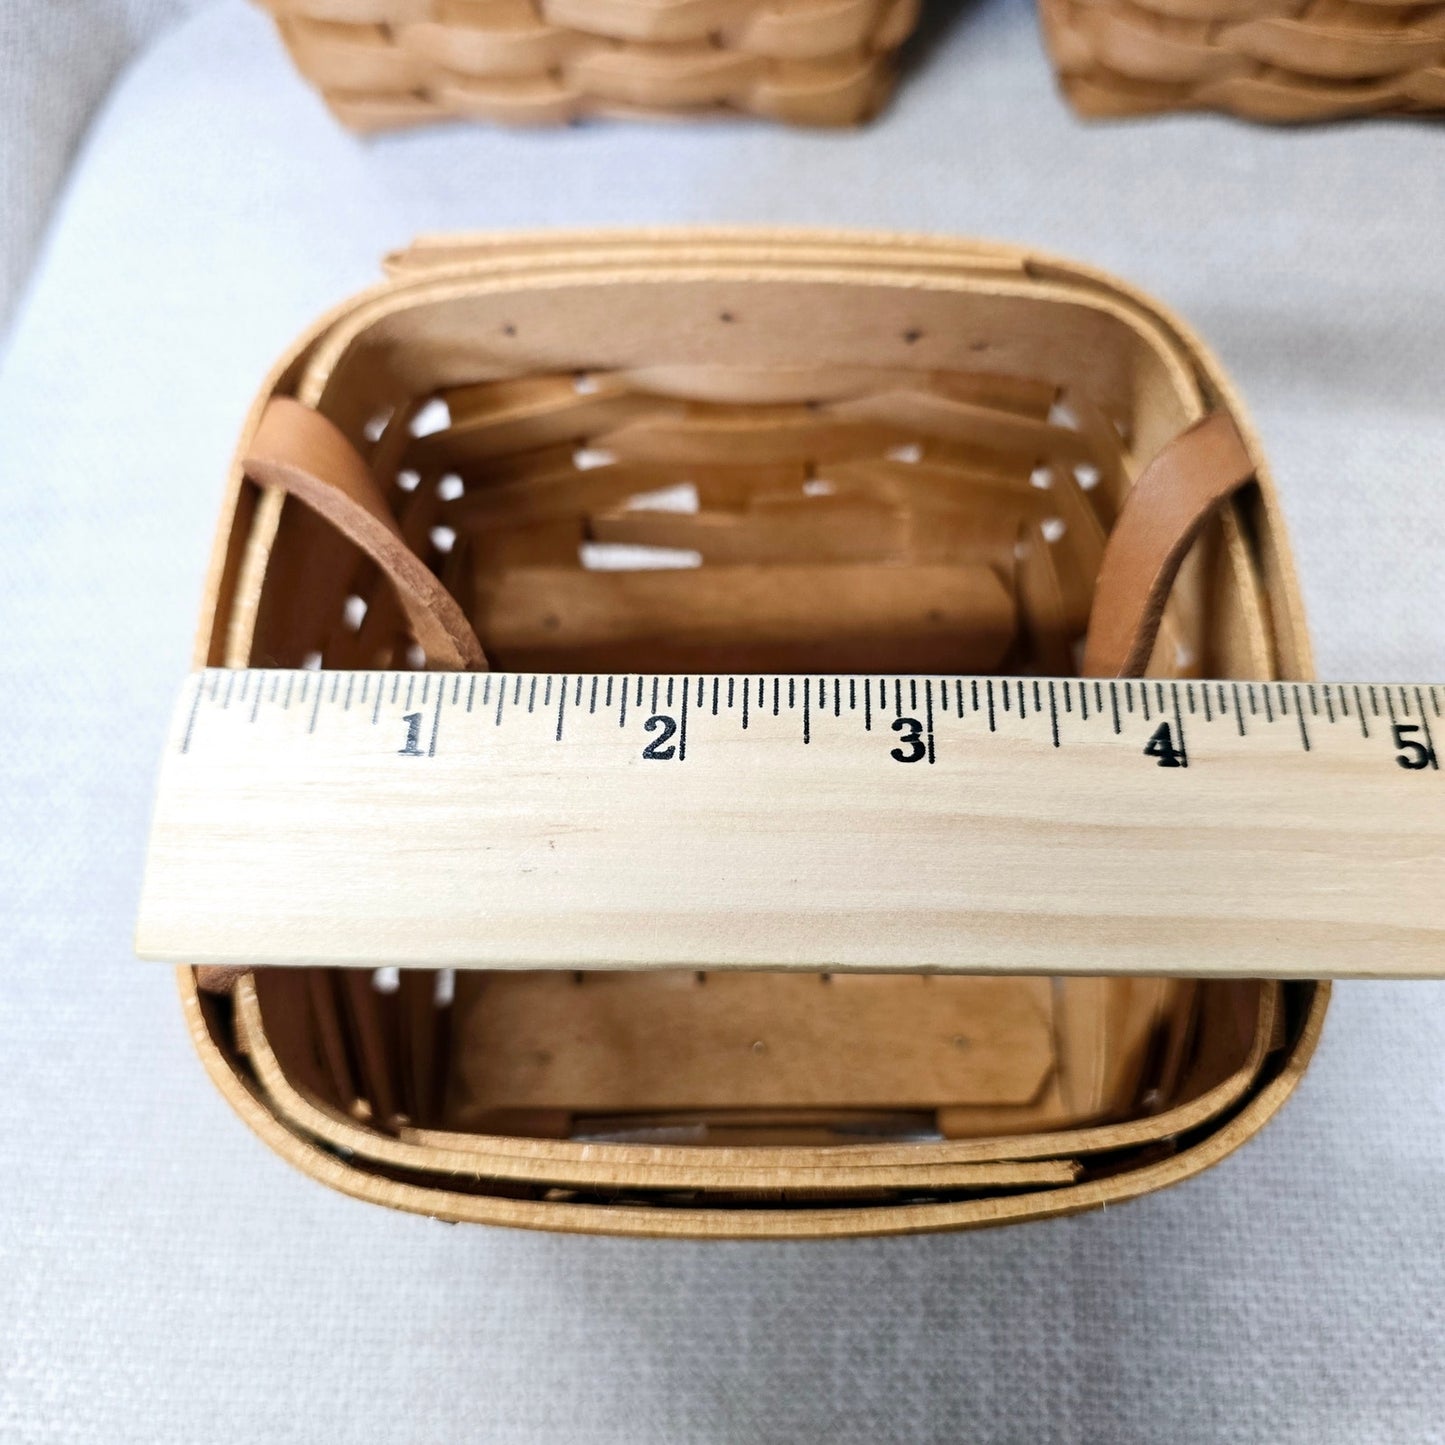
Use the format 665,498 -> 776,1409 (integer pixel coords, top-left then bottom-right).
1,2 -> 1444,1440
0,0 -> 205,333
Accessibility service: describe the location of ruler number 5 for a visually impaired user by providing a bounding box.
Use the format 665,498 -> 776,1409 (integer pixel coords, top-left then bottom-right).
1393,723 -> 1437,771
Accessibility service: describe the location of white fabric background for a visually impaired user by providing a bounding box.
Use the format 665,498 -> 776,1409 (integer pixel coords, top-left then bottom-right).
2,2 -> 1443,1440
0,0 -> 204,333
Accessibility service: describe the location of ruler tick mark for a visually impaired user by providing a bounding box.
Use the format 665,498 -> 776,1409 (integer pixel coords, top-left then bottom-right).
179,674 -> 205,754
1109,681 -> 1121,735
1354,685 -> 1368,738
1412,688 -> 1439,770
555,676 -> 567,742
1170,685 -> 1189,768
1293,685 -> 1310,751
429,679 -> 444,756
1231,683 -> 1245,737
1048,681 -> 1060,748
925,680 -> 936,764
987,680 -> 996,732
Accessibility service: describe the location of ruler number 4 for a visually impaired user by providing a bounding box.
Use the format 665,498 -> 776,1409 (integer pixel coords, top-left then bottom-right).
1144,722 -> 1185,769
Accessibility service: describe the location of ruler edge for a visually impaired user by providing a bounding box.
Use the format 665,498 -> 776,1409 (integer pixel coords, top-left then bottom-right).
135,668 -> 1445,980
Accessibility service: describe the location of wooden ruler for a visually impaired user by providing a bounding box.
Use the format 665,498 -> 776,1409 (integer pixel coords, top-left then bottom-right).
135,670 -> 1445,978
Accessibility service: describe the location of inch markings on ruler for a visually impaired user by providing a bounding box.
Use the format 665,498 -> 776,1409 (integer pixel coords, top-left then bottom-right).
170,669 -> 1414,766
137,671 -> 1445,979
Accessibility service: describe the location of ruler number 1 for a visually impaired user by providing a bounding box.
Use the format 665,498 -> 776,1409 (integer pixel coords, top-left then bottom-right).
399,712 -> 424,757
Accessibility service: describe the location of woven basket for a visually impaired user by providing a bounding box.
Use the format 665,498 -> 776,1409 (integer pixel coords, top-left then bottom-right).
1041,0 -> 1445,120
254,0 -> 921,128
183,228 -> 1328,1237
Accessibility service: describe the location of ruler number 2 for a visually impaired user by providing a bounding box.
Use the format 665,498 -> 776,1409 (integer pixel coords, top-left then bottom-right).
642,714 -> 678,761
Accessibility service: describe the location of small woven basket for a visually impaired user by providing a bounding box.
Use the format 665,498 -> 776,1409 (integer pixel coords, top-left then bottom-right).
255,0 -> 921,128
183,229 -> 1327,1237
1041,0 -> 1445,120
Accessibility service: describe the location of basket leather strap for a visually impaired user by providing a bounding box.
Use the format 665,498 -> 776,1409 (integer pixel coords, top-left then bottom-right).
245,398 -> 487,670
1081,413 -> 1257,679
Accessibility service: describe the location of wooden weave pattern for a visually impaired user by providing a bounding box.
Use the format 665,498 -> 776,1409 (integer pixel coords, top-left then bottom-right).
256,0 -> 921,127
180,232 -> 1328,1236
1042,0 -> 1445,120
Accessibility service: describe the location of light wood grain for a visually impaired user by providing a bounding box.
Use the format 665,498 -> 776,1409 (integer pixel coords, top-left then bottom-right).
137,669 -> 1444,977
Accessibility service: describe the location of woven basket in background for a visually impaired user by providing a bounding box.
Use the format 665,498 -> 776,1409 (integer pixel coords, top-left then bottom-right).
1041,0 -> 1445,120
255,0 -> 922,127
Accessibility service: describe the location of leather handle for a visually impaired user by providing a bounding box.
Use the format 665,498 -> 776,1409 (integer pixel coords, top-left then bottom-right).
244,398 -> 487,671
1081,413 -> 1257,679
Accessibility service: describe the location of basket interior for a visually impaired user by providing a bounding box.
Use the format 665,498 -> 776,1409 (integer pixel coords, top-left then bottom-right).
228,268 -> 1282,1150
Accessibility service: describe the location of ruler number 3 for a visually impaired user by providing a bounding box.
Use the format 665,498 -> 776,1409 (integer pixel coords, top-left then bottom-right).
890,717 -> 926,763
